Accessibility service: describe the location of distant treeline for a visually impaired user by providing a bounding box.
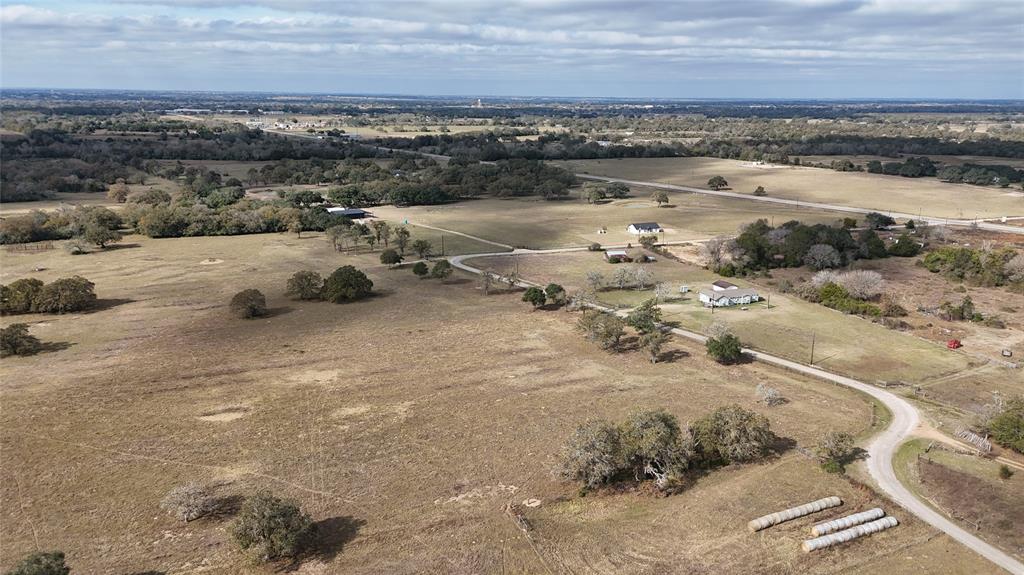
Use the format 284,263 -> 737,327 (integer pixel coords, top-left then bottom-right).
375,133 -> 685,160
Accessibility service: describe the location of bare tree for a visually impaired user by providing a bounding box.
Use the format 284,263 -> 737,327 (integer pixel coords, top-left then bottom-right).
706,320 -> 732,339
811,270 -> 839,288
702,237 -> 726,268
479,270 -> 494,295
654,282 -> 673,302
585,271 -> 605,293
835,270 -> 885,300
612,267 -> 632,289
804,244 -> 841,271
633,266 -> 654,291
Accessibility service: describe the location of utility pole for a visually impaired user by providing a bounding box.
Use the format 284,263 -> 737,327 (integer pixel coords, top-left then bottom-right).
441,235 -> 445,256
810,332 -> 816,365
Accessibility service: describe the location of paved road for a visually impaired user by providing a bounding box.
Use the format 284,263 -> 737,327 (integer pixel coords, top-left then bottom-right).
577,174 -> 1024,236
449,248 -> 1024,574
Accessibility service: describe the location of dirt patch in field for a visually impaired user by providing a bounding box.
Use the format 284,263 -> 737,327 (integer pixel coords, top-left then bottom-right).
918,458 -> 1024,559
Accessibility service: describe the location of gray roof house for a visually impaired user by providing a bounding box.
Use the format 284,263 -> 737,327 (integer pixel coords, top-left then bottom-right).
327,207 -> 372,219
627,222 -> 663,234
699,287 -> 760,307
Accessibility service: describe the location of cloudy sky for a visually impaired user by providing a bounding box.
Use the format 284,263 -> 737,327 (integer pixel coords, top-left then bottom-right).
1,0 -> 1022,98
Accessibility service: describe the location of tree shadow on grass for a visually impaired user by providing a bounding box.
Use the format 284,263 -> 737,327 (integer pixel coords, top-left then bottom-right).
770,435 -> 799,457
207,494 -> 246,520
89,298 -> 134,313
103,243 -> 142,251
38,341 -> 73,354
263,306 -> 294,318
279,516 -> 365,571
657,349 -> 690,363
442,277 -> 473,286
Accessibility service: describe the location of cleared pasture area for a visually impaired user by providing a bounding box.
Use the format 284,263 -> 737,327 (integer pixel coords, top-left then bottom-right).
372,192 -> 851,250
0,232 -> 992,574
553,157 -> 1024,220
470,250 -> 974,385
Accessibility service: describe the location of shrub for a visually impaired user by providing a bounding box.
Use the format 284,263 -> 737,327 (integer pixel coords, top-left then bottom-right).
816,430 -> 855,471
755,383 -> 784,406
753,186 -> 767,196
285,271 -> 323,300
430,260 -> 453,280
706,333 -> 743,364
34,276 -> 97,313
692,405 -> 774,465
5,551 -> 70,575
379,249 -> 403,267
639,234 -> 658,249
231,490 -> 315,562
558,420 -> 624,489
576,310 -> 625,351
230,289 -> 267,318
322,266 -> 373,302
161,482 -> 216,522
412,261 -> 429,277
820,460 -> 844,474
998,464 -> 1014,480
0,323 -> 43,358
544,283 -> 566,305
1,278 -> 44,314
888,233 -> 921,257
588,242 -> 602,252
522,287 -> 546,308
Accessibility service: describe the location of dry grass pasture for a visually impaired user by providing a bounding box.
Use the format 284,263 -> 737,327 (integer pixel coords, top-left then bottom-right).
553,157 -> 1024,220
0,232 -> 998,574
470,250 -> 975,386
372,192 -> 852,250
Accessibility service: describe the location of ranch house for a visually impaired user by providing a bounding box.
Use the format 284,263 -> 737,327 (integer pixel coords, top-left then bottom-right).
627,222 -> 663,234
327,207 -> 372,219
698,286 -> 760,307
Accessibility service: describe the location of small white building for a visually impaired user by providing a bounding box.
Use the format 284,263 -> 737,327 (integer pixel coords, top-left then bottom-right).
627,222 -> 663,234
604,249 -> 629,261
699,287 -> 760,307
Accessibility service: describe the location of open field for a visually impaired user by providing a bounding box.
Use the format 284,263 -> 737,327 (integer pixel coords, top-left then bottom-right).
372,192 -> 852,250
895,439 -> 1023,562
553,157 -> 1024,220
0,232 -> 997,574
470,250 -> 976,386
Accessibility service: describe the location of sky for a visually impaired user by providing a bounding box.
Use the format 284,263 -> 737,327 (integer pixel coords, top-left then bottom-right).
1,0 -> 1022,99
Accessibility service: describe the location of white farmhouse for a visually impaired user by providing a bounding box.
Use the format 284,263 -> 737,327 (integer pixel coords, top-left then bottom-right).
699,286 -> 760,307
627,222 -> 663,234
